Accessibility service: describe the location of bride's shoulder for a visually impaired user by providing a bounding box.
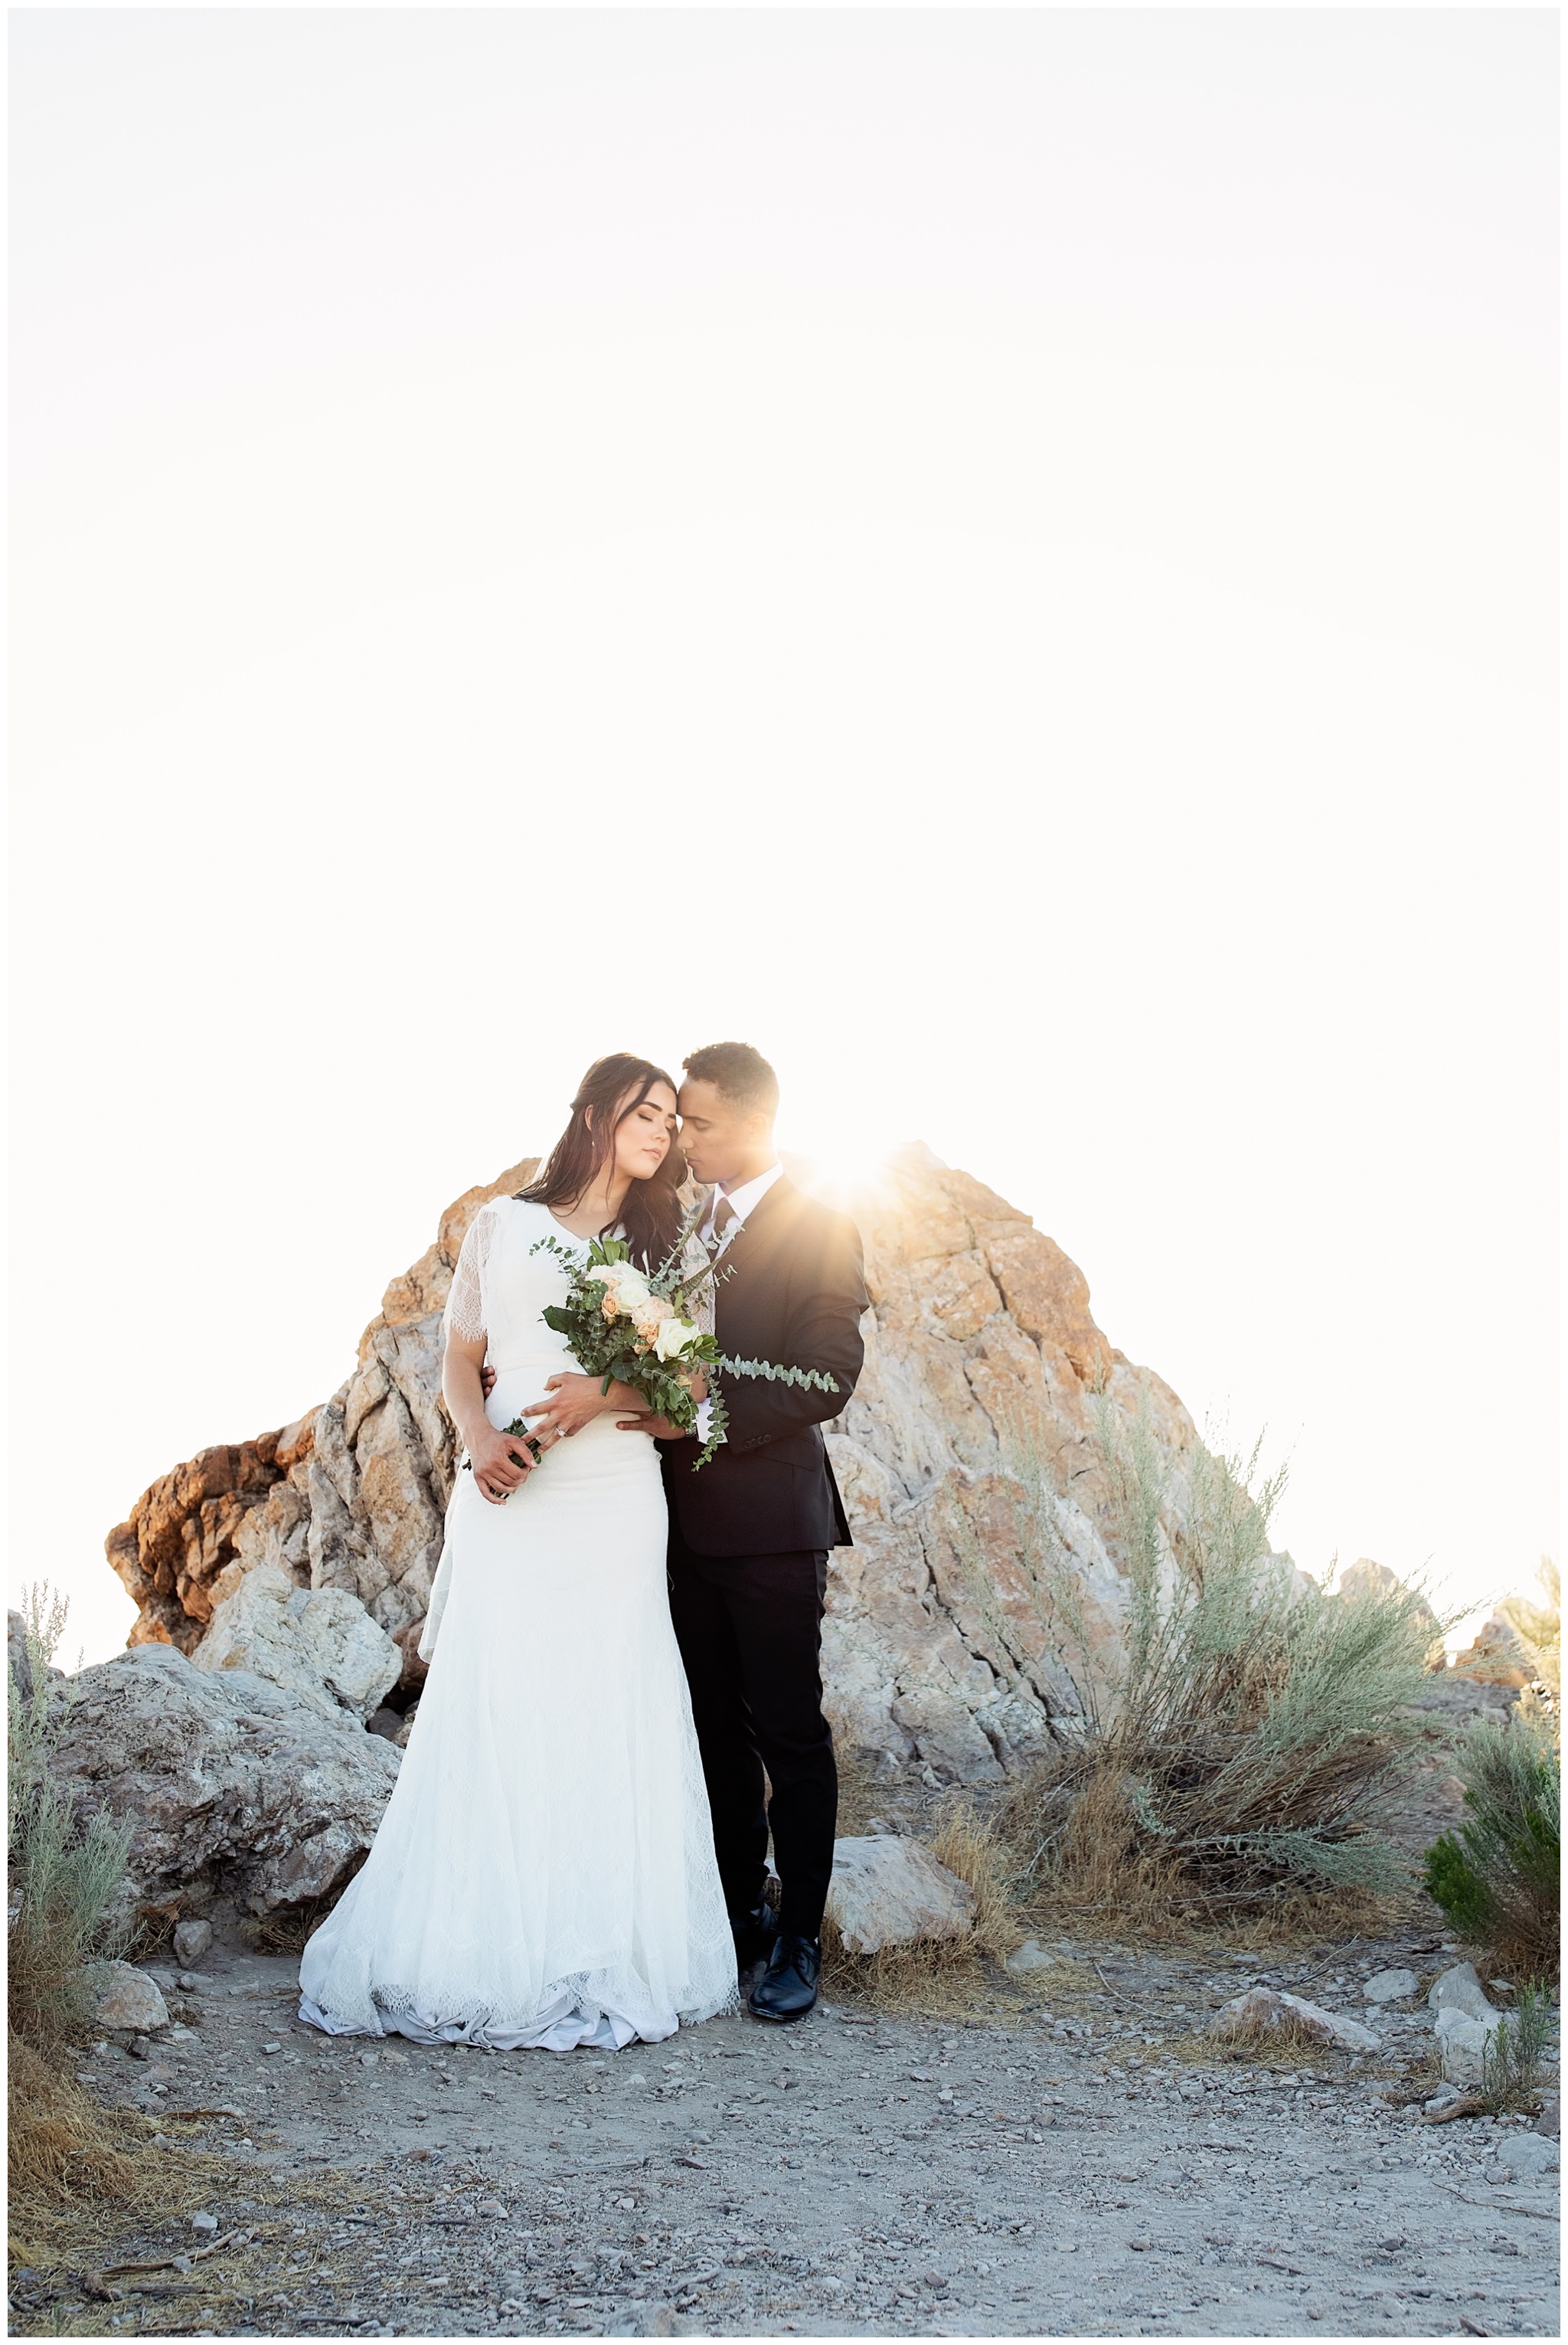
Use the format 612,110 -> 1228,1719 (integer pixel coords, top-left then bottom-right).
460,1192 -> 528,1247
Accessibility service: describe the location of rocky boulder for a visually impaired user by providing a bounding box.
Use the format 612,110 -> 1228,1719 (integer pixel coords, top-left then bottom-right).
172,1917 -> 213,1965
43,1642 -> 401,1922
1451,1614 -> 1536,1687
103,1146 -> 1257,1785
1361,1967 -> 1419,2004
1436,2008 -> 1504,2083
1490,2134 -> 1559,2183
1338,1560 -> 1446,1670
106,1415 -> 319,1653
824,1835 -> 977,1954
191,1562 -> 402,1725
83,1958 -> 169,2032
1427,1961 -> 1499,2021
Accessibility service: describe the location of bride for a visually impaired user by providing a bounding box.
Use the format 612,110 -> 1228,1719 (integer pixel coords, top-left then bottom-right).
298,1054 -> 736,2052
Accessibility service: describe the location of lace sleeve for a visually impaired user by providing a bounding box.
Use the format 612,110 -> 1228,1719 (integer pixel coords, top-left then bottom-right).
444,1202 -> 499,1345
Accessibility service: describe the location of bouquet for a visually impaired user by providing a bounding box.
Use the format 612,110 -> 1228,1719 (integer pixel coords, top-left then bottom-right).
474,1209 -> 839,1477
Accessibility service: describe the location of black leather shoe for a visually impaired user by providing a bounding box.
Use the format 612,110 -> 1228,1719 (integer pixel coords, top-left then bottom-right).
730,1902 -> 779,1974
748,1933 -> 822,2023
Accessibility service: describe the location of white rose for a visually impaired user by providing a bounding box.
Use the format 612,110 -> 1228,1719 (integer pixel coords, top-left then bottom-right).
653,1316 -> 701,1362
606,1267 -> 651,1314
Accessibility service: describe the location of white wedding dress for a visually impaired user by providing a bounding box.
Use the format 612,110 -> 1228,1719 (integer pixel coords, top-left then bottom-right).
297,1196 -> 737,2051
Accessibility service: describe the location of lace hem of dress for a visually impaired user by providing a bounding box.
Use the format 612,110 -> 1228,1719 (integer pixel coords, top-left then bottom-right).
296,1969 -> 738,2052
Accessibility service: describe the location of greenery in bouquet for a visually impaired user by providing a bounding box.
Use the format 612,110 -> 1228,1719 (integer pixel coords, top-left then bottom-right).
532,1218 -> 838,1467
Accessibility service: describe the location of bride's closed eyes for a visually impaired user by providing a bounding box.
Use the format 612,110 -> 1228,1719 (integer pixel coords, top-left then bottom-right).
620,1097 -> 678,1163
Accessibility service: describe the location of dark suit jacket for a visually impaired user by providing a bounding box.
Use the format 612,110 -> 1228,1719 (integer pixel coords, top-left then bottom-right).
658,1175 -> 868,1558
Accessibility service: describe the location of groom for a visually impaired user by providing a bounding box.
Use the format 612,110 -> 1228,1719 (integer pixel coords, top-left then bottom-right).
623,1042 -> 868,2023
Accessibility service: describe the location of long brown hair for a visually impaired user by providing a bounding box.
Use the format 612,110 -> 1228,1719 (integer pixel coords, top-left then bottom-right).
517,1054 -> 686,1271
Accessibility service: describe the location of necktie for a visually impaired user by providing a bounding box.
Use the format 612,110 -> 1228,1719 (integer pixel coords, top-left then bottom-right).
706,1196 -> 737,1258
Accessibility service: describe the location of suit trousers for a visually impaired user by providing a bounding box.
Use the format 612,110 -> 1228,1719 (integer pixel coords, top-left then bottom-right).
666,1526 -> 838,1940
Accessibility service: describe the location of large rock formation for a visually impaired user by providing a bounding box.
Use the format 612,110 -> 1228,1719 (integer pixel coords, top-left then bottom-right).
106,1146 -> 1207,1787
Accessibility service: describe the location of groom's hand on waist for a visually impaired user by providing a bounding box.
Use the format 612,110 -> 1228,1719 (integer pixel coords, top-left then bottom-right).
479,1362 -> 497,1401
616,1409 -> 689,1442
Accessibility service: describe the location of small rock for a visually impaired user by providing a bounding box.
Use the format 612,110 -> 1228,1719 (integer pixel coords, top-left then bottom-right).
1005,1938 -> 1054,1977
825,1836 -> 976,1954
1362,1968 -> 1418,2005
85,1961 -> 169,2033
190,2212 -> 218,2232
1491,2134 -> 1559,2181
1423,2084 -> 1462,2113
1208,1987 -> 1380,2053
1427,1962 -> 1498,2023
172,1918 -> 214,1966
1436,2008 -> 1502,2083
1530,2092 -> 1560,2137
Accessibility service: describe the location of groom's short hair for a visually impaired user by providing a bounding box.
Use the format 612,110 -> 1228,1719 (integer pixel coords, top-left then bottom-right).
683,1042 -> 779,1118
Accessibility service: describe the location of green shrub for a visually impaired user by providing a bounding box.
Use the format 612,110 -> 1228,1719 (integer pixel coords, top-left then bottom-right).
1423,1709 -> 1560,1976
1479,1980 -> 1557,2112
8,1585 -> 134,2051
985,1404 -> 1443,1917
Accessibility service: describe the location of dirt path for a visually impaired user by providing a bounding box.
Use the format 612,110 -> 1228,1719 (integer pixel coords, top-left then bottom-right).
15,1912 -> 1557,2341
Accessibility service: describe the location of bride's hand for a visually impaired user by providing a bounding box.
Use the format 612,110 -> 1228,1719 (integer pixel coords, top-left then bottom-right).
467,1421 -> 538,1503
522,1372 -> 635,1442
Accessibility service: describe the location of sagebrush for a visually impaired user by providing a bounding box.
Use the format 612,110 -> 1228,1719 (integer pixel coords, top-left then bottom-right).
8,1582 -> 140,2212
1423,1708 -> 1560,1977
978,1404 -> 1440,1921
1479,1980 -> 1558,2112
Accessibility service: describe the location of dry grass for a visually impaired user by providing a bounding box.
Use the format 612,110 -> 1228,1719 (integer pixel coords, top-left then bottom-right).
822,1773 -> 1415,2024
6,2037 -> 243,2275
240,1894 -> 343,1957
7,1581 -> 243,2299
8,2032 -> 142,2213
996,1761 -> 1419,1951
7,2141 -> 449,2337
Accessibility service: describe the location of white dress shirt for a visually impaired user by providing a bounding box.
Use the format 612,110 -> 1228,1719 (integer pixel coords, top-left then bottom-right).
694,1161 -> 782,1440
701,1160 -> 784,1253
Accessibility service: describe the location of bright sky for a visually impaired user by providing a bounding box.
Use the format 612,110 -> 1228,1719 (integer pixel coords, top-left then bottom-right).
10,9 -> 1558,1670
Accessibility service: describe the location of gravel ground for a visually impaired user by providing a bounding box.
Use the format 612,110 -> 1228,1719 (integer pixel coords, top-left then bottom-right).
15,1915 -> 1558,2341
